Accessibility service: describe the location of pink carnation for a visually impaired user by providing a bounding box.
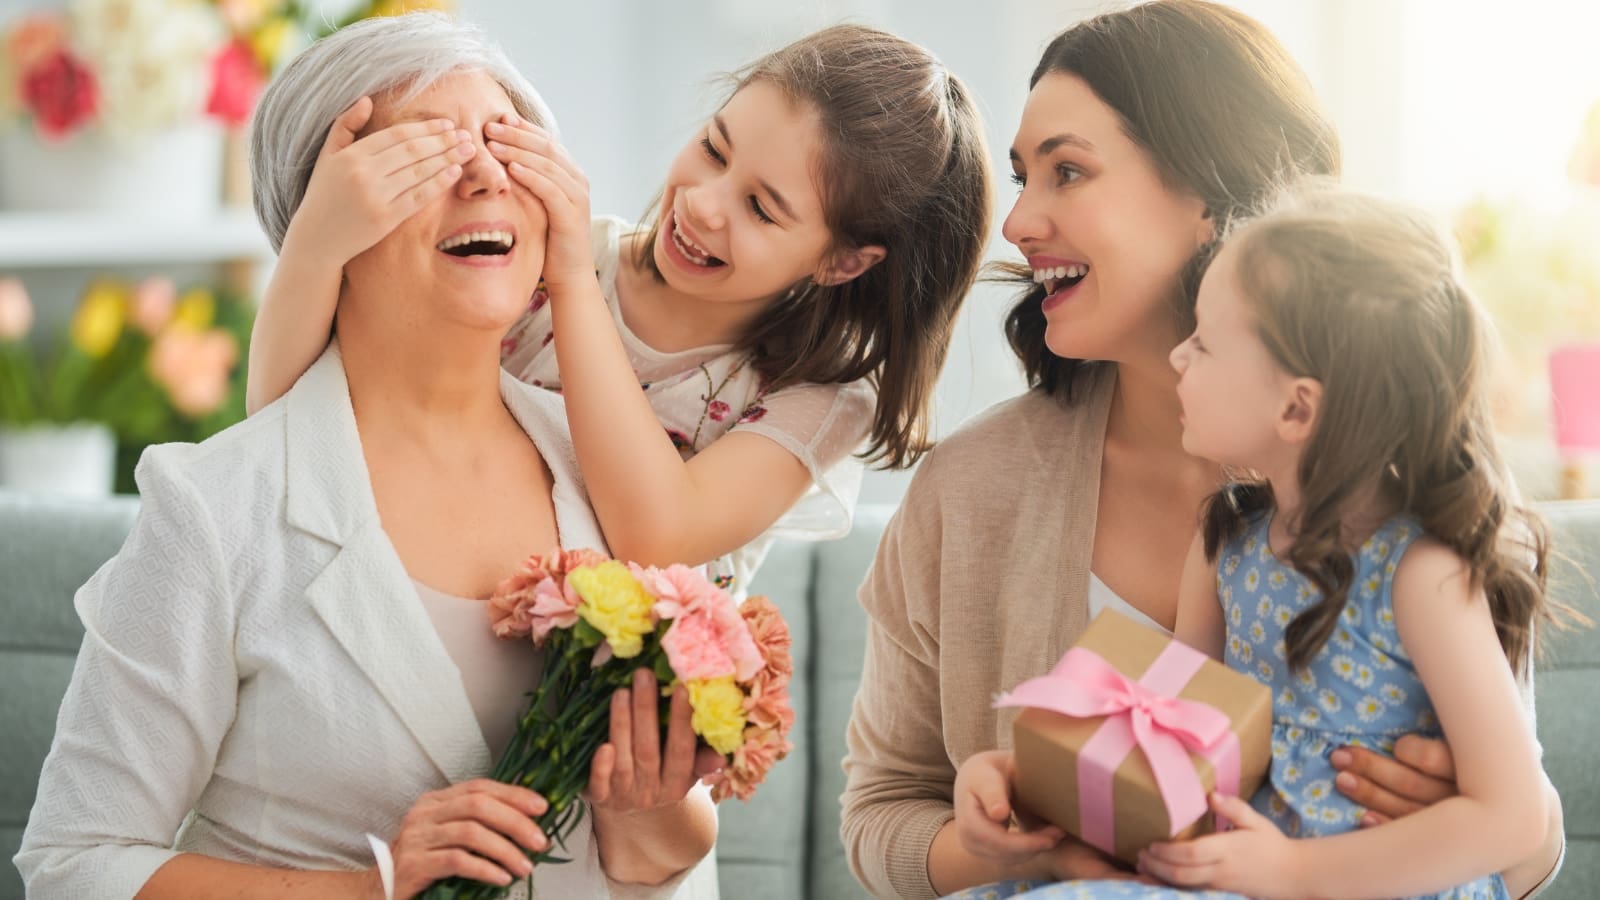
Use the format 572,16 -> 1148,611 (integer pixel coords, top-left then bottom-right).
644,565 -> 763,682
713,725 -> 793,803
740,595 -> 793,680
206,40 -> 265,128
487,547 -> 609,643
743,669 -> 795,734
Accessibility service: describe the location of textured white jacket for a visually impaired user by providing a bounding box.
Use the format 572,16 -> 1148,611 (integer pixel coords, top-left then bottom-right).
16,344 -> 717,899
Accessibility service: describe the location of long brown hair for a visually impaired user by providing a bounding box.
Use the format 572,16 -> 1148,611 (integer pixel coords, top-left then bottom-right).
634,24 -> 993,468
1000,0 -> 1341,402
1200,186 -> 1555,674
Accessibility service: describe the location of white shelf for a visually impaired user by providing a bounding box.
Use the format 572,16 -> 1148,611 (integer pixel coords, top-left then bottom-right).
0,208 -> 273,269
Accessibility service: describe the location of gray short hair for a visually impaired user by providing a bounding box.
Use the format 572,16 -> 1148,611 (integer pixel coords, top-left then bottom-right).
249,12 -> 557,253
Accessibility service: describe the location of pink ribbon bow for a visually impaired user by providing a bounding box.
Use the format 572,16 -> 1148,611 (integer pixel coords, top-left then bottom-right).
997,642 -> 1241,855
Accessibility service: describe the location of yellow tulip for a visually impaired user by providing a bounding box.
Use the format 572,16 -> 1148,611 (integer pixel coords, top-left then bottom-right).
70,281 -> 128,358
173,287 -> 216,332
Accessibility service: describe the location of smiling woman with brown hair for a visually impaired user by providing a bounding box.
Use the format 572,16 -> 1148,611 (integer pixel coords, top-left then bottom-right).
17,15 -> 716,900
839,2 -> 1566,898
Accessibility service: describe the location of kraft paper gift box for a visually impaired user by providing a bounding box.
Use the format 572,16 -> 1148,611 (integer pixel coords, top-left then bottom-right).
998,609 -> 1272,866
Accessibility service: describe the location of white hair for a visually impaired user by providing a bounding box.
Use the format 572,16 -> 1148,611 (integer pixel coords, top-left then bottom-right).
249,12 -> 557,252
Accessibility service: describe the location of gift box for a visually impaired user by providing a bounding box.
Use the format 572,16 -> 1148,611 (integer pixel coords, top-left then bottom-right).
998,609 -> 1271,865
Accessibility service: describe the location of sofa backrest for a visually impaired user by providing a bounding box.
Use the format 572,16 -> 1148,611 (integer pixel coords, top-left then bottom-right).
3,492 -> 1597,900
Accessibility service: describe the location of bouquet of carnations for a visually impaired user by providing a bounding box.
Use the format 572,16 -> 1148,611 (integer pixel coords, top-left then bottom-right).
419,549 -> 796,900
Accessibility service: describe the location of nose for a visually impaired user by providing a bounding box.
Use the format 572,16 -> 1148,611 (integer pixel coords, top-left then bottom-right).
1169,337 -> 1191,374
1001,180 -> 1051,249
681,182 -> 727,232
456,130 -> 509,199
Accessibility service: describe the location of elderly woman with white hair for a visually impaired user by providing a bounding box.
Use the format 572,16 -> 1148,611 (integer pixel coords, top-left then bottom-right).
16,14 -> 717,900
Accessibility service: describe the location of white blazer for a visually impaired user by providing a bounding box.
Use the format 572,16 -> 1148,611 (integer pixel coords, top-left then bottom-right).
16,344 -> 718,899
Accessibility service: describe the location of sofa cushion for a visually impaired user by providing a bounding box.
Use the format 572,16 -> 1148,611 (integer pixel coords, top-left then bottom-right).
0,490 -> 139,900
715,539 -> 814,900
1535,500 -> 1600,899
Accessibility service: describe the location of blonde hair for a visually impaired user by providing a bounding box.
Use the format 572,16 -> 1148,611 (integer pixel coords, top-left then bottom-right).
1201,184 -> 1553,673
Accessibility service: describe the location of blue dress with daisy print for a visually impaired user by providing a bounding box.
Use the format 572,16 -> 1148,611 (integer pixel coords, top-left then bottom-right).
1217,510 -> 1508,900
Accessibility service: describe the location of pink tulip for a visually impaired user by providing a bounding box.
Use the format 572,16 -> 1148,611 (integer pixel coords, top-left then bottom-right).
0,278 -> 34,341
130,277 -> 177,336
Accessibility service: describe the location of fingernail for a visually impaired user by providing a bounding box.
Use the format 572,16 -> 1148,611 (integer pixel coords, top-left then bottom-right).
1330,749 -> 1352,768
456,143 -> 475,158
455,129 -> 471,142
486,122 -> 505,135
1336,771 -> 1358,791
497,871 -> 513,886
518,857 -> 534,875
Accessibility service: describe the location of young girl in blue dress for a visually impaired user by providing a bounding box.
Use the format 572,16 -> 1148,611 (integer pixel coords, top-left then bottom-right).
949,185 -> 1560,900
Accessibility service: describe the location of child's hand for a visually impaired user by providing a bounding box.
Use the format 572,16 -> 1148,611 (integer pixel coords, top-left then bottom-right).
485,115 -> 596,293
953,749 -> 1067,865
1138,792 -> 1305,899
286,96 -> 475,269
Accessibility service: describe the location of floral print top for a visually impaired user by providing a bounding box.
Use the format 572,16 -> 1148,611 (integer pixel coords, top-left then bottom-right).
500,216 -> 874,594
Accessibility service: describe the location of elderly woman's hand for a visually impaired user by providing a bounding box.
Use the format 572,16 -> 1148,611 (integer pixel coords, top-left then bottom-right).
586,669 -> 723,815
1332,734 -> 1458,825
485,116 -> 595,295
286,96 -> 477,272
387,779 -> 550,899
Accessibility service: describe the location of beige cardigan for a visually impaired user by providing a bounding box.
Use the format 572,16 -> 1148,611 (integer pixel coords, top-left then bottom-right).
840,367 -> 1115,900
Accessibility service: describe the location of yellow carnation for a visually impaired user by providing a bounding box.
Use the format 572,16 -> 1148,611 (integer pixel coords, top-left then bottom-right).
687,677 -> 747,755
569,561 -> 655,659
70,281 -> 128,359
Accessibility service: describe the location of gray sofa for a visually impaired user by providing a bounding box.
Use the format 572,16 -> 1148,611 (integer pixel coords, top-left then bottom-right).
3,492 -> 1597,900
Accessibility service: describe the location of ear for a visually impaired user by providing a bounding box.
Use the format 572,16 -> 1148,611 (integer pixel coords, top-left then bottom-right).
1195,209 -> 1217,247
818,244 -> 887,287
1276,376 -> 1323,445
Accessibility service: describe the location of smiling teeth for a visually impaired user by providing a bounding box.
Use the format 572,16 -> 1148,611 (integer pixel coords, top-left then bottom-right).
1032,264 -> 1087,283
673,218 -> 715,265
437,230 -> 514,251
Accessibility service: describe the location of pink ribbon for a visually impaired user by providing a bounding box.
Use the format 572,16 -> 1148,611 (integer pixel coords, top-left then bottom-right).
997,642 -> 1241,856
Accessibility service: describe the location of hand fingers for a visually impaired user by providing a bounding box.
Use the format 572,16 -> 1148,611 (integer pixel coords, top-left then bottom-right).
1138,848 -> 1218,888
1393,734 -> 1457,780
421,819 -> 535,882
586,743 -> 615,805
1208,791 -> 1269,830
390,160 -> 465,216
629,669 -> 663,804
374,128 -> 475,178
660,682 -> 698,795
967,761 -> 1017,824
1331,745 -> 1451,817
487,117 -> 587,186
498,149 -> 587,210
432,790 -> 549,854
956,789 -> 1061,862
1360,809 -> 1391,828
319,96 -> 373,159
693,744 -> 726,782
358,116 -> 461,156
435,778 -> 548,818
414,846 -> 521,890
607,685 -> 636,801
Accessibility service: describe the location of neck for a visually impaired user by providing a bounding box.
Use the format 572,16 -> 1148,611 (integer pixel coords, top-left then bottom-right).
1108,350 -> 1189,451
619,231 -> 770,351
335,306 -> 511,450
1265,466 -> 1392,548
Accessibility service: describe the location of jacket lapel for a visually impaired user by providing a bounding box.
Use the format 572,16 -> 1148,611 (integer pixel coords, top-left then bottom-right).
285,343 -> 491,784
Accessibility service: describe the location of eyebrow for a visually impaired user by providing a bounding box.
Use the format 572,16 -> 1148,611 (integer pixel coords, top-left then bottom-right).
1008,132 -> 1098,163
714,114 -> 800,223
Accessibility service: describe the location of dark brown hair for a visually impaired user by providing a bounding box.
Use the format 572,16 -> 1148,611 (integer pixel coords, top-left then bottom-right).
635,24 -> 993,468
1000,0 -> 1341,401
1200,186 -> 1556,674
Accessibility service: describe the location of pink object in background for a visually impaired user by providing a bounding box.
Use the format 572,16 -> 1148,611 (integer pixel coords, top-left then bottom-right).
1551,343 -> 1600,454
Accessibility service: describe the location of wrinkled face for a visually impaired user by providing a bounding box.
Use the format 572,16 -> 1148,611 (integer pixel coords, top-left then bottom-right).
1002,72 -> 1211,362
652,80 -> 838,306
341,69 -> 547,334
1170,242 -> 1295,468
